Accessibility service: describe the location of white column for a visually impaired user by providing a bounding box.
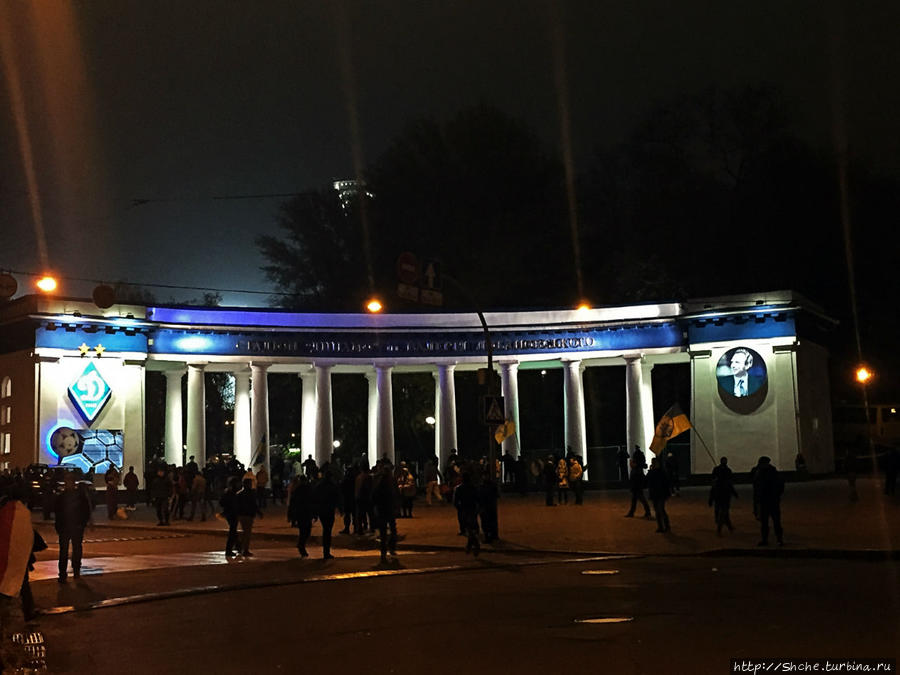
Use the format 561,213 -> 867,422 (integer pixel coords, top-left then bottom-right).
164,370 -> 184,466
233,370 -> 251,468
314,364 -> 333,467
641,360 -> 656,457
185,364 -> 205,465
366,371 -> 378,469
300,370 -> 317,459
432,371 -> 441,459
626,356 -> 655,460
375,364 -> 395,464
435,364 -> 458,469
250,363 -> 270,473
563,359 -> 587,459
499,361 -> 521,457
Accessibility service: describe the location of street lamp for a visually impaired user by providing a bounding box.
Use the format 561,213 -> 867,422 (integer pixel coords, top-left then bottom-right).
855,366 -> 873,384
366,298 -> 383,313
333,439 -> 342,449
36,275 -> 58,293
425,415 -> 436,426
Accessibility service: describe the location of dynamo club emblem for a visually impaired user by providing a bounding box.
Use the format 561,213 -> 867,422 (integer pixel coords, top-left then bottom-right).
68,362 -> 112,424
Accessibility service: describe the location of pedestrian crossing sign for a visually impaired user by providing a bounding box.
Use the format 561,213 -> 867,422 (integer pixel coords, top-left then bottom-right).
482,395 -> 505,425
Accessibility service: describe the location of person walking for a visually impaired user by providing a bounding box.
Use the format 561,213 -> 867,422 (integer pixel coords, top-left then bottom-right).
397,462 -> 417,518
646,457 -> 671,533
372,461 -> 399,563
122,466 -> 139,510
236,478 -> 263,556
219,477 -> 240,557
709,459 -> 739,536
625,455 -> 652,519
255,465 -> 269,510
568,456 -> 584,505
288,475 -> 313,557
54,473 -> 92,582
104,466 -> 120,519
423,459 -> 442,506
454,472 -> 481,555
753,456 -> 784,546
312,471 -> 341,559
150,467 -> 173,526
188,470 -> 208,521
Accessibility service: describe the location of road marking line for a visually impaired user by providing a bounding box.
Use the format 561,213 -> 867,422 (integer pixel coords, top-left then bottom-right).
580,570 -> 620,575
37,554 -> 626,615
574,617 -> 634,624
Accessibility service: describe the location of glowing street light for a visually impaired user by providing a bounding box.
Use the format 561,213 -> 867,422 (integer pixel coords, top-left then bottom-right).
855,366 -> 873,384
366,298 -> 383,313
576,301 -> 591,314
425,415 -> 436,426
36,275 -> 58,293
333,439 -> 342,449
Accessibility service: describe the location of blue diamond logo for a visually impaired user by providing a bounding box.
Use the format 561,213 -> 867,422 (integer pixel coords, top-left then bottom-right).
68,362 -> 112,424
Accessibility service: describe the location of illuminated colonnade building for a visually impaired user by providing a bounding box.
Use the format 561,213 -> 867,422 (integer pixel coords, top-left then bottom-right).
0,291 -> 835,477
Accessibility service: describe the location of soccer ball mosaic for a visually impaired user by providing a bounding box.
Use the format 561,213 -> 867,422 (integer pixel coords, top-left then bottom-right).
49,427 -> 123,474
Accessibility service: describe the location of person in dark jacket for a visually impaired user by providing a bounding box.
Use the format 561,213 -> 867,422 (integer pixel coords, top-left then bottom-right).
287,475 -> 313,557
646,458 -> 671,533
354,463 -> 373,534
477,477 -> 499,544
372,461 -> 399,562
617,446 -> 630,483
150,467 -> 172,526
219,477 -> 240,557
312,472 -> 341,559
54,473 -> 92,582
235,478 -> 263,556
454,471 -> 481,555
339,463 -> 358,534
625,456 -> 652,519
753,456 -> 784,546
542,455 -> 557,506
709,457 -> 739,535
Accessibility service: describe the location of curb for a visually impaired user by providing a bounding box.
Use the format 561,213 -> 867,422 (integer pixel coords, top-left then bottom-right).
70,520 -> 899,561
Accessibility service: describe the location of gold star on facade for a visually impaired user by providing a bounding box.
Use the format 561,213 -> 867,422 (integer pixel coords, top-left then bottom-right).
94,344 -> 106,356
78,343 -> 90,356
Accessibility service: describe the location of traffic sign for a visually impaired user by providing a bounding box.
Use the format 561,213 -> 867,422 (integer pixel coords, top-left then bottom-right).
422,259 -> 441,290
397,282 -> 419,302
482,395 -> 505,425
396,252 -> 419,285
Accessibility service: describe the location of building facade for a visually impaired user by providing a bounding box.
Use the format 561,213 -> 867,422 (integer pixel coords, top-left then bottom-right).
0,290 -> 835,477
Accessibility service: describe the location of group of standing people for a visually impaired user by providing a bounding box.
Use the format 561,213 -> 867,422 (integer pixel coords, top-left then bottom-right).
285,457 -> 401,563
541,451 -> 586,506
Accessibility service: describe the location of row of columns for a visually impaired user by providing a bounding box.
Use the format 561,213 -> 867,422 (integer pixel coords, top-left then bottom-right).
162,356 -> 657,473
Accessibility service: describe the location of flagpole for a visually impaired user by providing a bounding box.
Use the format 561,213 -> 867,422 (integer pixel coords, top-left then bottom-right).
691,426 -> 716,466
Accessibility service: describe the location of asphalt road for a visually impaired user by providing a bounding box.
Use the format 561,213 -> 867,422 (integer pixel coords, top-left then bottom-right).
30,544 -> 900,675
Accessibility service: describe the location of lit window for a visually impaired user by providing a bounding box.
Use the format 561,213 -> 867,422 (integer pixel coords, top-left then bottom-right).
0,433 -> 10,455
0,376 -> 9,399
0,406 -> 9,425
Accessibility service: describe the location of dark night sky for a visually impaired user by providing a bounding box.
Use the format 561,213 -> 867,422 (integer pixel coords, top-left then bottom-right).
1,0 -> 898,306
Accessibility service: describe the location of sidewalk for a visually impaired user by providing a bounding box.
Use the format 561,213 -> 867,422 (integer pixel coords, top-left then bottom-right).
36,478 -> 900,557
